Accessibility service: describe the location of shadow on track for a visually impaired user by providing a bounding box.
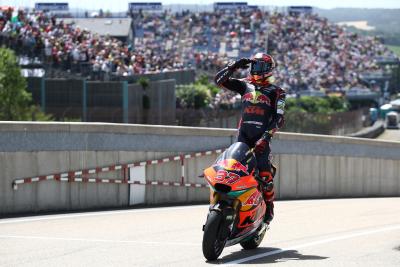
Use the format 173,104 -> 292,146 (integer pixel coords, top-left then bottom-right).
207,247 -> 328,264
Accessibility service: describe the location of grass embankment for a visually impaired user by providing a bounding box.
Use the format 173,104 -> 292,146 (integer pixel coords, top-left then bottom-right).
387,45 -> 400,57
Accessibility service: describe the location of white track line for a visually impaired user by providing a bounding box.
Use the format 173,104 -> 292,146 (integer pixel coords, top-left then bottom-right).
223,224 -> 400,265
0,205 -> 208,225
3,199 -> 394,225
0,235 -> 198,247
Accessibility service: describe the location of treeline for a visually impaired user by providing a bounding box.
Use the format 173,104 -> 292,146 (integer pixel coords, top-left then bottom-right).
285,96 -> 349,114
0,47 -> 51,121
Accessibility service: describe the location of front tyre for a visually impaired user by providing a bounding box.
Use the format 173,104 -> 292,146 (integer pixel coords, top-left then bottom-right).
202,210 -> 226,261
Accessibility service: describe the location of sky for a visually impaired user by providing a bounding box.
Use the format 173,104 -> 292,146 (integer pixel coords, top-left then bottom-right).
3,0 -> 400,11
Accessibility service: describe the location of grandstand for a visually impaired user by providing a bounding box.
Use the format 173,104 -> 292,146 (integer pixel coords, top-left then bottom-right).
59,18 -> 134,42
0,4 -> 398,95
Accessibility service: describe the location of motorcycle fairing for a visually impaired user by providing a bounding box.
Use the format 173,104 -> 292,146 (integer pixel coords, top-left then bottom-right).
203,142 -> 266,240
204,166 -> 259,193
215,142 -> 256,175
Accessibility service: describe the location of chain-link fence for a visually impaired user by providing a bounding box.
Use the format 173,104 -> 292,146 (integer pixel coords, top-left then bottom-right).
282,109 -> 366,135
176,108 -> 366,135
25,77 -> 176,124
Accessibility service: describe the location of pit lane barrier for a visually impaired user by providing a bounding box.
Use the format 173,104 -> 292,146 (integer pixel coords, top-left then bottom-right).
11,148 -> 226,190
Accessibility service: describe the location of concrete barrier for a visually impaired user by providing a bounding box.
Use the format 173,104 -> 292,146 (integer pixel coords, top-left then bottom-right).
348,121 -> 385,138
1,122 -> 400,216
273,133 -> 400,199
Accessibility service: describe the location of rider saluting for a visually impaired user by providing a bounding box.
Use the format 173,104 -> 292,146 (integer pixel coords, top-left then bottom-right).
214,53 -> 286,225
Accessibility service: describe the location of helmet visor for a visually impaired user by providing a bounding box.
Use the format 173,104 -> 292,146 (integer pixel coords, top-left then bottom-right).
250,61 -> 272,75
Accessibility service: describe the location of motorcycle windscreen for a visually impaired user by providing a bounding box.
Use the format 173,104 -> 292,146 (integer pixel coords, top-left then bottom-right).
216,142 -> 256,175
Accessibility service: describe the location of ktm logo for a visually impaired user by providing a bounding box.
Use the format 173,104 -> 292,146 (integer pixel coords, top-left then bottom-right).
244,106 -> 264,115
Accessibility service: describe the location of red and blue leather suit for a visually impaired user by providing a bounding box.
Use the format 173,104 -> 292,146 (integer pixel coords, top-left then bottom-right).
214,58 -> 286,224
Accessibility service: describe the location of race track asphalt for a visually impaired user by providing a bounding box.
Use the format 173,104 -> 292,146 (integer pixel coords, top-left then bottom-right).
1,198 -> 400,266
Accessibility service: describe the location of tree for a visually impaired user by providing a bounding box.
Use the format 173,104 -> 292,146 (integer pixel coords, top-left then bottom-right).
176,83 -> 212,109
195,74 -> 220,96
0,47 -> 51,121
285,96 -> 349,114
138,77 -> 150,109
283,96 -> 351,134
137,77 -> 150,124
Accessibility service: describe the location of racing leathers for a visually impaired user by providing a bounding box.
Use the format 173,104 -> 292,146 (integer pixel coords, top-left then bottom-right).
214,61 -> 286,224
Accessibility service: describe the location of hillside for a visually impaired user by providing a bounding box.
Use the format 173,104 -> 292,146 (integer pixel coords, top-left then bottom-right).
315,8 -> 400,45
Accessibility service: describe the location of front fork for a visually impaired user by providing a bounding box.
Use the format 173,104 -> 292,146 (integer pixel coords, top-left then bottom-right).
205,191 -> 241,240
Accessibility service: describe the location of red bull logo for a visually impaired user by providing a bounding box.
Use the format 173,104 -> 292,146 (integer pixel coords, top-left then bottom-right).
216,159 -> 249,175
242,92 -> 254,102
242,91 -> 271,106
256,94 -> 271,105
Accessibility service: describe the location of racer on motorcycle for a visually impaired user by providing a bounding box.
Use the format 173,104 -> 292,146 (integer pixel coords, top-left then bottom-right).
214,53 -> 286,225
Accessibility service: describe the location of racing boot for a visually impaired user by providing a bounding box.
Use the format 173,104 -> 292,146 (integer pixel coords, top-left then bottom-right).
259,171 -> 275,224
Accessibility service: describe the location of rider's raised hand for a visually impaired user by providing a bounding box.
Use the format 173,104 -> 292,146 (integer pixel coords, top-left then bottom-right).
227,58 -> 253,70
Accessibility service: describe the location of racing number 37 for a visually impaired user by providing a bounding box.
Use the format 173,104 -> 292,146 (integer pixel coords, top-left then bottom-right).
215,170 -> 240,184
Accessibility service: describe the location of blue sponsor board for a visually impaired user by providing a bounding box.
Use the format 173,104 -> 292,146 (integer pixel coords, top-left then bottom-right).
247,5 -> 259,11
129,2 -> 162,11
287,6 -> 313,14
214,2 -> 248,11
35,2 -> 69,11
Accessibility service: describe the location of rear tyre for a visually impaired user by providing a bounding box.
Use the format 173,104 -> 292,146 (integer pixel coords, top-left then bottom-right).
240,223 -> 267,250
202,210 -> 226,261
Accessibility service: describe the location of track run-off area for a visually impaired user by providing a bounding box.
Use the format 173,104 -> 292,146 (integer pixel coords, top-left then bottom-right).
0,198 -> 400,266
377,129 -> 400,141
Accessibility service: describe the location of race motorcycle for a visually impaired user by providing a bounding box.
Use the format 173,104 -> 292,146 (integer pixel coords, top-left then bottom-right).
201,142 -> 269,261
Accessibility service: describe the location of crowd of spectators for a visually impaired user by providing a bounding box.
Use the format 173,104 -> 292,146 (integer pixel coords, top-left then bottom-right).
0,7 -> 397,96
268,12 -> 395,93
0,8 -> 187,80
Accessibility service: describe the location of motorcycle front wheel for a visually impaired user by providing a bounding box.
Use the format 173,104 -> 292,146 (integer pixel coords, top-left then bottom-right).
202,210 -> 226,261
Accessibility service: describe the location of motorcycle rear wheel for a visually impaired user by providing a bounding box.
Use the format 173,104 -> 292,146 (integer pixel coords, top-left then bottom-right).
240,223 -> 267,250
202,210 -> 226,261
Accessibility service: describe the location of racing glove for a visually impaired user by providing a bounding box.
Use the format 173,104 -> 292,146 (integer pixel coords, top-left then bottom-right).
227,58 -> 253,70
254,132 -> 272,154
267,114 -> 285,136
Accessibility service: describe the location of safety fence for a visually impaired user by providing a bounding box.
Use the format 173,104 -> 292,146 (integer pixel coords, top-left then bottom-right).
176,108 -> 241,129
282,109 -> 366,135
26,77 -> 176,124
175,108 -> 366,135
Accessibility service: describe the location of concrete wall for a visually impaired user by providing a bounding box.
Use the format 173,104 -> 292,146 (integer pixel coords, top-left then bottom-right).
0,122 -> 234,215
272,134 -> 400,199
348,121 -> 385,139
1,122 -> 400,216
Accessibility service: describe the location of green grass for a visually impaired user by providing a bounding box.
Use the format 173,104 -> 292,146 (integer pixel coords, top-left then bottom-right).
387,45 -> 400,57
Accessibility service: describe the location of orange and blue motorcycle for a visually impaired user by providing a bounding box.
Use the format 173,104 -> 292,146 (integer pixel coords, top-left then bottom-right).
202,142 -> 269,260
